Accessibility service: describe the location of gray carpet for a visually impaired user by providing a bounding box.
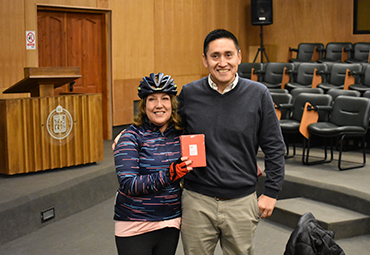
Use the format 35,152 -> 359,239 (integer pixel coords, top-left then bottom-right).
1,197 -> 369,255
1,140 -> 370,254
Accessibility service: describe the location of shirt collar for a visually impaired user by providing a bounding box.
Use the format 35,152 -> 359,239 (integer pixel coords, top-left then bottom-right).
208,74 -> 239,94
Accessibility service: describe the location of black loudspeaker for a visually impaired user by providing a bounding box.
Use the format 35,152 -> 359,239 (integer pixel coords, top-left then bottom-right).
251,0 -> 273,26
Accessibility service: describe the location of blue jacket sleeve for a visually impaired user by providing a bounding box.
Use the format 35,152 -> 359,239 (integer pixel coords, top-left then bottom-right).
114,129 -> 171,196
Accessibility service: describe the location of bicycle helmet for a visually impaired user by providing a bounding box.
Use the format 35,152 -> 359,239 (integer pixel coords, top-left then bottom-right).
138,72 -> 177,99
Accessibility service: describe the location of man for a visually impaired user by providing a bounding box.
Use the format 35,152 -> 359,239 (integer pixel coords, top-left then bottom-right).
178,29 -> 285,255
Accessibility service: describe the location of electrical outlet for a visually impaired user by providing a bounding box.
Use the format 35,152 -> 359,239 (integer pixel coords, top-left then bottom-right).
41,208 -> 55,222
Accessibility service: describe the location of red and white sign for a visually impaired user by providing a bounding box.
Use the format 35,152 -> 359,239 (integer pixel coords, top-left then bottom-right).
26,31 -> 36,50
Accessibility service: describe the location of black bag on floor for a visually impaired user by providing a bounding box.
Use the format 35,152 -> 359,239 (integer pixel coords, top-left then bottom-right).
284,212 -> 345,255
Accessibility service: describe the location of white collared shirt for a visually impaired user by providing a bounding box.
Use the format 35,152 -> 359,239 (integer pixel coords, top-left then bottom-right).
208,74 -> 239,94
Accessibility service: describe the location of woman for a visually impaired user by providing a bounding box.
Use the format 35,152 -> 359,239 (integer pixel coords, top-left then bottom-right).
113,73 -> 193,255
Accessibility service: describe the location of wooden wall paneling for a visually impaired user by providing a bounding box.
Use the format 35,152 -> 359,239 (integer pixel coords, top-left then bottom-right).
172,74 -> 203,91
74,95 -> 84,164
112,79 -> 141,126
257,0 -> 370,63
200,0 -> 243,39
97,0 -> 109,8
79,95 -> 89,163
154,0 -> 203,76
6,99 -> 26,174
84,95 -> 93,163
200,0 -> 246,69
111,0 -> 155,79
33,96 -> 43,170
102,11 -> 111,139
46,97 -> 61,170
29,98 -> 40,171
0,101 -> 8,171
43,97 -> 57,170
237,0 -> 250,63
77,94 -> 104,163
19,99 -> 31,172
53,97 -> 63,168
21,99 -> 30,171
0,0 -> 27,99
25,0 -> 39,68
40,97 -> 49,170
24,98 -> 42,172
80,95 -> 89,163
60,96 -> 71,165
70,95 -> 80,165
112,79 -> 124,126
36,0 -> 98,7
88,94 -> 103,161
111,0 -> 154,126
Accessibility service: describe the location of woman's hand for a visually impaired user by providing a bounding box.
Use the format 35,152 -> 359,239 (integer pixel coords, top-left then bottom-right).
167,157 -> 193,182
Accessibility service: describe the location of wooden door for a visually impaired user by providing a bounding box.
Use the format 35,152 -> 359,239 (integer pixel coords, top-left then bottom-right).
37,10 -> 109,138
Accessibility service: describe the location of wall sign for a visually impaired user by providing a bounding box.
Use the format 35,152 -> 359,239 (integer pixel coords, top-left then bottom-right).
26,31 -> 36,49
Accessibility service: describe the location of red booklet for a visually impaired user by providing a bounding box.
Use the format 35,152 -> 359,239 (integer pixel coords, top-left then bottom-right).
180,134 -> 206,167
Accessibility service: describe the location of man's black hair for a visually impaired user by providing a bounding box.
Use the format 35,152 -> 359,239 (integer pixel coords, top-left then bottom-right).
203,29 -> 240,57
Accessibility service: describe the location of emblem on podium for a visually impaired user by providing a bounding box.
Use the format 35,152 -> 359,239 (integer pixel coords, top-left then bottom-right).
46,105 -> 73,140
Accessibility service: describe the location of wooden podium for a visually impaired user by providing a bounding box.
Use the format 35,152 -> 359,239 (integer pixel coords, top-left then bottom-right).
0,67 -> 104,175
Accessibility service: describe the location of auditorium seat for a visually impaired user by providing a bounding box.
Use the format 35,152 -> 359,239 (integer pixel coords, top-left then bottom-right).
326,88 -> 360,101
238,62 -> 264,81
288,43 -> 324,63
302,96 -> 370,170
317,63 -> 362,92
290,87 -> 324,103
318,42 -> 353,64
285,63 -> 328,92
279,93 -> 332,158
363,90 -> 370,98
345,42 -> 370,63
349,64 -> 370,95
258,62 -> 295,89
270,92 -> 293,120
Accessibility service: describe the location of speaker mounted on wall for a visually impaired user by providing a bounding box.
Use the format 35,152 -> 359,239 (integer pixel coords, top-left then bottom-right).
251,0 -> 273,26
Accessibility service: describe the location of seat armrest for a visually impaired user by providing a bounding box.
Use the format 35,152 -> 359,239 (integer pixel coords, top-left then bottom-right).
317,70 -> 330,75
315,70 -> 330,81
349,71 -> 364,77
313,105 -> 333,112
277,103 -> 293,110
343,47 -> 352,52
285,69 -> 293,74
289,47 -> 298,53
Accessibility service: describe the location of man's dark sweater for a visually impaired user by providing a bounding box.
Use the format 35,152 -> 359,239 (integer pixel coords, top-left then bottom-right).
178,77 -> 285,199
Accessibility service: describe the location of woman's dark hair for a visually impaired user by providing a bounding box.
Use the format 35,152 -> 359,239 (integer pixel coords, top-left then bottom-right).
203,29 -> 240,57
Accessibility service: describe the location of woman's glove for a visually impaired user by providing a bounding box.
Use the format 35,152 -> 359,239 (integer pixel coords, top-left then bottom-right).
166,158 -> 189,182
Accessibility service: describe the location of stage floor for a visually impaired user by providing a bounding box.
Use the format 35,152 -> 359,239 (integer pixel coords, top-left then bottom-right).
1,140 -> 370,254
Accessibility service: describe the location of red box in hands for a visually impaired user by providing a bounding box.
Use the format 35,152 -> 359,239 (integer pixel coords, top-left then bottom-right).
180,134 -> 206,167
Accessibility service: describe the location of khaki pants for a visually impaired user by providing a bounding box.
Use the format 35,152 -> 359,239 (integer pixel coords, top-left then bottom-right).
181,189 -> 261,255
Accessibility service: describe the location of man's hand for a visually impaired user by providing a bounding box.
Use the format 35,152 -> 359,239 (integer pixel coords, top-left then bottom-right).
257,194 -> 276,219
112,130 -> 125,151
